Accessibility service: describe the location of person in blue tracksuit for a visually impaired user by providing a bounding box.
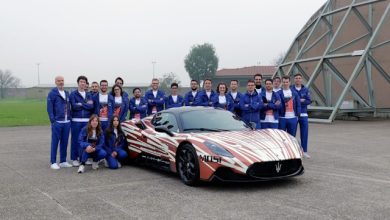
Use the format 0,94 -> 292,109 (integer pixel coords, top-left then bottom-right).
212,82 -> 234,112
273,76 -> 282,93
115,77 -> 129,99
90,81 -> 99,96
277,76 -> 301,136
239,80 -> 263,128
165,83 -> 184,109
194,79 -> 217,106
93,80 -> 111,132
145,78 -> 165,115
77,115 -> 107,173
260,79 -> 281,129
292,73 -> 312,158
227,79 -> 242,117
184,80 -> 200,106
108,84 -> 129,123
104,116 -> 128,169
129,88 -> 148,119
69,76 -> 95,167
254,73 -> 263,96
47,76 -> 73,170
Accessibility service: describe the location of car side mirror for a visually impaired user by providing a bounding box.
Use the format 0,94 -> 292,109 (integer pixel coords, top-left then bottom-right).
155,126 -> 174,137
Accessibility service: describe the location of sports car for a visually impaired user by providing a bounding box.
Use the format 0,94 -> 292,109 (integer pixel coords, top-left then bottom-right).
121,107 -> 304,186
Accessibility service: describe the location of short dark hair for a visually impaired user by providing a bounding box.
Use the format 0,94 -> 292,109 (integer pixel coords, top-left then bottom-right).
132,87 -> 141,93
273,76 -> 281,81
282,76 -> 291,81
171,83 -> 179,88
190,79 -> 198,84
111,84 -> 123,96
254,73 -> 263,79
92,81 -> 98,85
77,75 -> 88,83
265,79 -> 273,84
294,73 -> 303,77
230,79 -> 238,83
100,80 -> 108,85
247,79 -> 255,84
216,83 -> 228,94
204,79 -> 212,83
115,77 -> 124,84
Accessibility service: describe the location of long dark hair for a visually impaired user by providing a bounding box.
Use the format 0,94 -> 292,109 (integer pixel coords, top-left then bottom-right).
111,84 -> 123,97
105,116 -> 125,141
87,114 -> 102,138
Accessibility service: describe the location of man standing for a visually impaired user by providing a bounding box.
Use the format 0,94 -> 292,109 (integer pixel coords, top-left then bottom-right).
239,80 -> 262,128
145,78 -> 165,115
273,76 -> 282,93
114,77 -> 129,99
194,79 -> 216,106
69,76 -> 95,166
93,80 -> 111,132
227,80 -> 242,117
165,83 -> 184,109
277,76 -> 301,136
260,79 -> 281,129
47,76 -> 73,169
184,80 -> 200,106
292,73 -> 312,159
254,74 -> 263,95
90,81 -> 99,96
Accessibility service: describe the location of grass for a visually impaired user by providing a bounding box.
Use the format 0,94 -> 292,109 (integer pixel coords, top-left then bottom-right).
0,99 -> 49,127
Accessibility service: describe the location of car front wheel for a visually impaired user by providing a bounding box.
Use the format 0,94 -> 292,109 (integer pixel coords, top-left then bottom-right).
177,144 -> 200,186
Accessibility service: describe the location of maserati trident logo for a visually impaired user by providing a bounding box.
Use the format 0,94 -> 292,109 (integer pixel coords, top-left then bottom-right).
275,162 -> 282,173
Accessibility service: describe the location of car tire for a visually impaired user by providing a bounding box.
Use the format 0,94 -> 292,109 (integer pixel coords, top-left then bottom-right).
177,144 -> 200,186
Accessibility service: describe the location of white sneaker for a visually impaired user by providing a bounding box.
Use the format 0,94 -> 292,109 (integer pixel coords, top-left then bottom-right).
117,162 -> 122,168
72,160 -> 80,167
303,153 -> 311,159
103,159 -> 109,168
50,163 -> 60,170
78,165 -> 85,173
92,162 -> 99,170
85,158 -> 93,165
59,162 -> 72,168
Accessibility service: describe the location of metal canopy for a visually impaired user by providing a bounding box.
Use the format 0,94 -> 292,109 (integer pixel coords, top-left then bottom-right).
274,0 -> 390,123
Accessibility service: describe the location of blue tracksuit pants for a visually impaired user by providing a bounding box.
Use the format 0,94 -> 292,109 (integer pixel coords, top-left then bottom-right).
70,121 -> 87,161
80,148 -> 107,163
50,122 -> 71,164
297,116 -> 309,152
279,117 -> 298,137
106,149 -> 128,169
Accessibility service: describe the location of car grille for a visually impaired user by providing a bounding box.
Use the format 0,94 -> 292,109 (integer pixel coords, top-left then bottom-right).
247,159 -> 302,178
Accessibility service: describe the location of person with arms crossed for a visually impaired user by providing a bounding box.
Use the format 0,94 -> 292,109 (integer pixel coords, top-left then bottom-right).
145,78 -> 165,115
239,80 -> 263,128
227,79 -> 242,116
93,80 -> 111,132
184,80 -> 200,106
212,82 -> 234,112
129,88 -> 148,120
194,79 -> 216,106
165,83 -> 184,109
260,79 -> 281,129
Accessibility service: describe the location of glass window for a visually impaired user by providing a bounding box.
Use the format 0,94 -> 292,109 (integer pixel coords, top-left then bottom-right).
152,113 -> 179,133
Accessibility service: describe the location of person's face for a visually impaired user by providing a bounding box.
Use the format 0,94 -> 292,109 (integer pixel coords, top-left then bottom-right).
204,80 -> 212,90
191,81 -> 198,90
247,82 -> 255,93
85,84 -> 89,91
282,78 -> 290,89
91,118 -> 98,129
55,76 -> 64,89
134,89 -> 141,98
113,117 -> 119,128
91,83 -> 99,93
294,75 -> 303,86
254,76 -> 262,86
265,81 -> 273,91
115,80 -> 123,87
230,81 -> 238,91
152,80 -> 159,90
114,87 -> 121,96
100,82 -> 108,93
171,86 -> 178,95
78,79 -> 86,90
219,85 -> 226,94
273,78 -> 281,88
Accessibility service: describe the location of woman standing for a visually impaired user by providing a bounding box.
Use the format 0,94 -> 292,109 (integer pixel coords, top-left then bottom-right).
109,85 -> 129,122
104,116 -> 128,169
78,115 -> 107,173
129,88 -> 148,119
212,83 -> 234,112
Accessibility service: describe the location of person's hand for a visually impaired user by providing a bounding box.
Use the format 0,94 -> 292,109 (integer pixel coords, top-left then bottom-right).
245,104 -> 249,107
87,100 -> 93,104
300,98 -> 305,103
86,146 -> 94,153
77,102 -> 82,106
275,100 -> 281,105
111,151 -> 117,158
264,103 -> 268,106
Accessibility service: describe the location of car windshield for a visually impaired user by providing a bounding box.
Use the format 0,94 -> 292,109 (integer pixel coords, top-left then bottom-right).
180,109 -> 251,132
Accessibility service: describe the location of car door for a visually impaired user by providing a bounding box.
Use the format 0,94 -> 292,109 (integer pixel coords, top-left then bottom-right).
150,112 -> 179,158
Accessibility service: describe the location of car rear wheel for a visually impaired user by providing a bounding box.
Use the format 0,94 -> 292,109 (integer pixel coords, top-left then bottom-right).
177,144 -> 200,186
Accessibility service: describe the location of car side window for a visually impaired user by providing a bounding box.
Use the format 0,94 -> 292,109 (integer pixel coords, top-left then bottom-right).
152,113 -> 179,133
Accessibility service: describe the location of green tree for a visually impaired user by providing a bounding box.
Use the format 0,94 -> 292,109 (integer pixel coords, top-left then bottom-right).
0,69 -> 21,99
184,43 -> 219,83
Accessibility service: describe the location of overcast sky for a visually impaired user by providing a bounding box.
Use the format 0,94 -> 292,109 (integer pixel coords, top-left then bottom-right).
0,0 -> 325,87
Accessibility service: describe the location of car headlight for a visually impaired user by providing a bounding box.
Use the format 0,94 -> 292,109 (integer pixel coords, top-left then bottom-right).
204,141 -> 234,158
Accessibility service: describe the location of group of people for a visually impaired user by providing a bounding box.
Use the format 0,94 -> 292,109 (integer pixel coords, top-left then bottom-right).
47,73 -> 311,173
